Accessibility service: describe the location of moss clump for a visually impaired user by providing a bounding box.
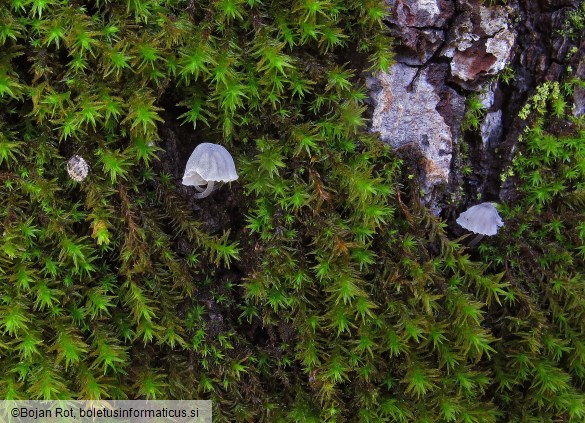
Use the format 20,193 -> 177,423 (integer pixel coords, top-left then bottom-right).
0,0 -> 584,421
477,77 -> 585,421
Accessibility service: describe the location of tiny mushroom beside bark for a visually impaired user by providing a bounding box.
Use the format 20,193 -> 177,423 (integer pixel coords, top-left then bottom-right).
456,202 -> 504,247
182,142 -> 238,199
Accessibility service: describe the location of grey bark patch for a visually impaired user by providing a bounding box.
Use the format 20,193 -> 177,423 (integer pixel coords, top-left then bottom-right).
574,44 -> 585,116
481,110 -> 503,147
367,63 -> 464,195
389,0 -> 455,28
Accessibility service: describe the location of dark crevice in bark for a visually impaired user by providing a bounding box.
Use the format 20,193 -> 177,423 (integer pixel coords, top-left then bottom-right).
483,0 -> 580,204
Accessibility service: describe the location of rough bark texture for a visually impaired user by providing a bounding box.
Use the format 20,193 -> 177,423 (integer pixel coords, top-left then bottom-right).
369,0 -> 582,213
367,63 -> 465,197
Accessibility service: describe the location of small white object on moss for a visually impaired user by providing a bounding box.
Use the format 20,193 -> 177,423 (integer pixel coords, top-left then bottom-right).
67,155 -> 89,182
456,202 -> 504,246
182,143 -> 238,199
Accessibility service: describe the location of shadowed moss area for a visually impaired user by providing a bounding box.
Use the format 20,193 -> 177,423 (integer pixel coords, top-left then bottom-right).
0,0 -> 584,421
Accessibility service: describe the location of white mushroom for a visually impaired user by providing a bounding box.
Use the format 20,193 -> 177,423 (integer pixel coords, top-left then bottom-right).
182,143 -> 238,199
456,202 -> 504,247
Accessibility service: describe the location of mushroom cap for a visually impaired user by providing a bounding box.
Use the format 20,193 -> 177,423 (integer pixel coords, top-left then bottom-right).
456,202 -> 504,236
182,142 -> 238,186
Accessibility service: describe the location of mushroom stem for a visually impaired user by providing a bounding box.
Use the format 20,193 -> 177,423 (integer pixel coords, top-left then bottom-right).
194,184 -> 206,192
193,181 -> 215,199
468,233 -> 485,247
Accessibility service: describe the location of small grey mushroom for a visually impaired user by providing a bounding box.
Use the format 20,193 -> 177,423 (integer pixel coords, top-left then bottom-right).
67,155 -> 89,182
456,202 -> 504,247
182,143 -> 238,199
